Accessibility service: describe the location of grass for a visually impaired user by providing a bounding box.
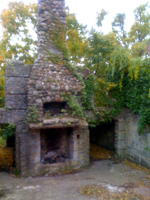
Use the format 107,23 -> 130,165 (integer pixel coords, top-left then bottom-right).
0,137 -> 6,148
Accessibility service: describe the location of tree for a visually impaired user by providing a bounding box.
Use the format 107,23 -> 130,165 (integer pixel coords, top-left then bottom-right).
0,2 -> 37,106
0,2 -> 37,65
112,13 -> 126,39
128,3 -> 150,57
112,13 -> 128,48
66,7 -> 89,65
96,9 -> 108,27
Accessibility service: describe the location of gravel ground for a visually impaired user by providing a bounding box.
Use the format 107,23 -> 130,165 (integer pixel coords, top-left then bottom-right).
0,160 -> 150,200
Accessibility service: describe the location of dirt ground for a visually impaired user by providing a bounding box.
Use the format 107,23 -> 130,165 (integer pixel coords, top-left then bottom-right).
0,160 -> 150,200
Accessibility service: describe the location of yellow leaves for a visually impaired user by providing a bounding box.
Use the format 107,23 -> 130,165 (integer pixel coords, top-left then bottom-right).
134,66 -> 140,80
90,143 -> 113,160
123,159 -> 150,174
79,184 -> 148,200
0,147 -> 13,170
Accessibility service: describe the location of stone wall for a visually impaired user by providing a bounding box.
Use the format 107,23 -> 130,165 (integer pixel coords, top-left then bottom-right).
0,108 -> 7,124
4,61 -> 32,173
116,109 -> 150,169
126,111 -> 150,169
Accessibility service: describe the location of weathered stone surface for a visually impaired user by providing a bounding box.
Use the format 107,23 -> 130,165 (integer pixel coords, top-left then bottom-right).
43,119 -> 54,125
5,77 -> 27,94
0,108 -> 7,124
60,118 -> 70,124
116,109 -> 150,168
5,62 -> 32,77
5,95 -> 27,109
27,0 -> 83,123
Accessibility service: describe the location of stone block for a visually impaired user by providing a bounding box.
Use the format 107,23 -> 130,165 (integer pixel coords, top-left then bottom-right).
5,77 -> 28,94
5,62 -> 32,77
5,95 -> 27,109
0,108 -> 7,124
7,110 -> 27,125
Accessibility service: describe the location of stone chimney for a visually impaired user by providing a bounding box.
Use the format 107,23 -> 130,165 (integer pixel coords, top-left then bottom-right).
37,0 -> 66,59
27,0 -> 82,123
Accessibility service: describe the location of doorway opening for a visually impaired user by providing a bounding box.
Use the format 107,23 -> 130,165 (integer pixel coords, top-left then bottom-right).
89,120 -> 116,160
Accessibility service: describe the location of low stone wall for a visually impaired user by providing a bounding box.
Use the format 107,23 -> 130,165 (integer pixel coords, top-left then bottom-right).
116,109 -> 150,169
126,111 -> 150,169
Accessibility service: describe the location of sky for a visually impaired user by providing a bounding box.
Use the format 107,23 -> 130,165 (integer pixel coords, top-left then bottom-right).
0,0 -> 149,34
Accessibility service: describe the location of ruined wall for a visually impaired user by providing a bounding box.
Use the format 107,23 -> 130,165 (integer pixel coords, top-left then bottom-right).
126,111 -> 150,169
0,0 -> 90,176
4,61 -> 32,173
116,109 -> 150,169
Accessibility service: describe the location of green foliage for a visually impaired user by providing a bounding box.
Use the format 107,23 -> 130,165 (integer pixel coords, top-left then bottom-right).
112,13 -> 127,47
104,50 -> 150,133
96,9 -> 108,27
129,3 -> 150,42
81,74 -> 95,109
64,93 -> 84,118
26,105 -> 39,124
61,109 -> 66,113
0,123 -> 15,140
0,137 -> 6,148
0,2 -> 37,65
66,8 -> 89,65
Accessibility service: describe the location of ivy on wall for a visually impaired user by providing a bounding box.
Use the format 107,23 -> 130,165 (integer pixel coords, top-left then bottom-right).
44,12 -> 95,119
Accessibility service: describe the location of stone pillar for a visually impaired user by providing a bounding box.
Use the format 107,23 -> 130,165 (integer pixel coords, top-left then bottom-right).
72,122 -> 89,166
115,109 -> 127,159
28,130 -> 41,164
5,61 -> 32,174
37,0 -> 66,60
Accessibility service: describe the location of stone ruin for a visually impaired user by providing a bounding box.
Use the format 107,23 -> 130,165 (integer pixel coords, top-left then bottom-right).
0,0 -> 89,176
0,0 -> 150,176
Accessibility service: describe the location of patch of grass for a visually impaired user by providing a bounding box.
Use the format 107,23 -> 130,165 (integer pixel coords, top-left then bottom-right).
0,137 -> 6,148
79,184 -> 149,200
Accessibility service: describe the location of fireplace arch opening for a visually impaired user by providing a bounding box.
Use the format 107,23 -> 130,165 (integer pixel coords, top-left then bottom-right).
43,102 -> 69,117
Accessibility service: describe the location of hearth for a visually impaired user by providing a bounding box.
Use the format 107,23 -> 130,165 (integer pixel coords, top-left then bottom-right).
40,128 -> 73,164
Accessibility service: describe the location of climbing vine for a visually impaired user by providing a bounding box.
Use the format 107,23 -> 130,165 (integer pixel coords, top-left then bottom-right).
45,12 -> 95,119
26,105 -> 39,124
63,93 -> 84,118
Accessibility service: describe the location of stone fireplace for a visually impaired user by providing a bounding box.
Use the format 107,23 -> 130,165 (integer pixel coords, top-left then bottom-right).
40,128 -> 73,164
24,0 -> 90,176
0,0 -> 89,176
